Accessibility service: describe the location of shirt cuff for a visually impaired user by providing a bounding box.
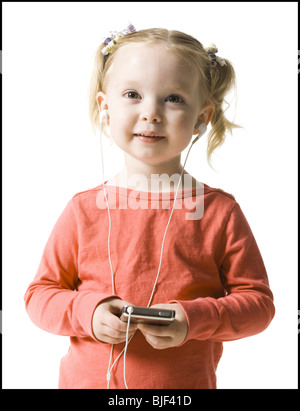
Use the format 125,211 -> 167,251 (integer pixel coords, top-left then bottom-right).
74,292 -> 120,342
169,298 -> 219,344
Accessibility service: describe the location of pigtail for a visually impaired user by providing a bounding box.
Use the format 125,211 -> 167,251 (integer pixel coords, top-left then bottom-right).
206,58 -> 242,166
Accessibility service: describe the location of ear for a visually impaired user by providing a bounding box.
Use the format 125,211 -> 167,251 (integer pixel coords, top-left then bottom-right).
96,91 -> 108,111
96,91 -> 109,125
193,104 -> 215,135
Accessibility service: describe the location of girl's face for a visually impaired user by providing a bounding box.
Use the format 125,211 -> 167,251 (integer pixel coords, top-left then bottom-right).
98,43 -> 212,171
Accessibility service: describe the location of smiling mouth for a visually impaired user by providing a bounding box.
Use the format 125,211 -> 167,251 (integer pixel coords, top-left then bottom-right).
134,132 -> 165,138
134,133 -> 165,143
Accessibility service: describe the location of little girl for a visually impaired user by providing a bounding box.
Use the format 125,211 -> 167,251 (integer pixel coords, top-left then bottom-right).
25,25 -> 275,389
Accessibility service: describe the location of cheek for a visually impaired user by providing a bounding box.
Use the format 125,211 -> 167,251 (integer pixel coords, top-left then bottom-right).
171,111 -> 194,129
171,115 -> 195,147
109,109 -> 132,137
174,117 -> 196,141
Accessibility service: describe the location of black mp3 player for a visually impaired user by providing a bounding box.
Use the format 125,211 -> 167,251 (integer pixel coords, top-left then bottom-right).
120,305 -> 175,325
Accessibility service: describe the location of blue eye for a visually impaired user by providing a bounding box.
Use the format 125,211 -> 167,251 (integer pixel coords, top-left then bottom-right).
166,95 -> 184,104
124,91 -> 141,99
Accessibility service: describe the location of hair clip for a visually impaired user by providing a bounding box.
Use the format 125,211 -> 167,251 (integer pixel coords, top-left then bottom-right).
205,43 -> 227,67
101,23 -> 136,56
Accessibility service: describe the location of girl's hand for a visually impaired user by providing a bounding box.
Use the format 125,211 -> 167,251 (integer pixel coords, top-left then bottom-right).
92,298 -> 138,344
137,303 -> 188,349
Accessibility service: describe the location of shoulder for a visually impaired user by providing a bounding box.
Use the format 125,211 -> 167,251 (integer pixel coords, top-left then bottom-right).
201,183 -> 239,222
202,184 -> 252,241
204,183 -> 236,204
72,184 -> 103,200
69,184 -> 105,214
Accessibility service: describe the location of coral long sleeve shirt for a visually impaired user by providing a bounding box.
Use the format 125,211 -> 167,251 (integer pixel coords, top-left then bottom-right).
24,183 -> 275,389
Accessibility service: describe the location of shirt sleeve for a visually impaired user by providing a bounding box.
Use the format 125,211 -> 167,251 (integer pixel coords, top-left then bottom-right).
173,203 -> 275,343
24,198 -> 118,341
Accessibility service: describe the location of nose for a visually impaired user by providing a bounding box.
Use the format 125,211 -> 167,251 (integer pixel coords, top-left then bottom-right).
141,113 -> 161,123
140,101 -> 162,123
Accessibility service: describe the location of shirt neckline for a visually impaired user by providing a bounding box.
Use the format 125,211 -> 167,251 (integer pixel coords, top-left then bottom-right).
102,181 -> 206,200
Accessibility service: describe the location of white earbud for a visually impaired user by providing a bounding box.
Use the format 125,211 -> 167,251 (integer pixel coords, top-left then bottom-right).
198,121 -> 207,136
192,121 -> 207,144
100,110 -> 109,124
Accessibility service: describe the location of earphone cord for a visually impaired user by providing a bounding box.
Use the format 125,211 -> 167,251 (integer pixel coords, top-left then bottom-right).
99,121 -> 117,389
99,121 -> 115,295
123,307 -> 133,389
100,124 -> 200,389
146,137 -> 198,308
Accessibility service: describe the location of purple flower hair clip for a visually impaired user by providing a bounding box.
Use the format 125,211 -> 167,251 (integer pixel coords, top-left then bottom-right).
205,43 -> 227,67
101,23 -> 136,56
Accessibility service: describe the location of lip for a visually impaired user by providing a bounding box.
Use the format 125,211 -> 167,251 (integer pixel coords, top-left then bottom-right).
135,131 -> 165,137
133,131 -> 165,144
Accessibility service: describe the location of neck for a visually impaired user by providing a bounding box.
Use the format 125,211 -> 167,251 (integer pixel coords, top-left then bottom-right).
126,153 -> 183,177
106,153 -> 197,193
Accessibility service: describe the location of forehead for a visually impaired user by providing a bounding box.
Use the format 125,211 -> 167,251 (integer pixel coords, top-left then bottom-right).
105,43 -> 199,91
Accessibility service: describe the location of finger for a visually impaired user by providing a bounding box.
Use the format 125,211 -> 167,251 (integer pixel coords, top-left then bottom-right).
101,321 -> 137,340
104,310 -> 138,333
100,335 -> 131,345
99,326 -> 136,343
144,334 -> 173,350
100,324 -> 127,339
118,317 -> 139,332
106,300 -> 139,332
99,335 -> 126,344
137,323 -> 173,337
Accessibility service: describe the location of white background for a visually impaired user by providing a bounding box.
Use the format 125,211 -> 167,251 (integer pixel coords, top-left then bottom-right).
2,2 -> 298,389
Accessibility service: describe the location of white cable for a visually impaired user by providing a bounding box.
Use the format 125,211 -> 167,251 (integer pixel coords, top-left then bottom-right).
100,122 -> 201,388
123,306 -> 133,389
146,138 -> 197,308
100,120 -> 117,389
99,121 -> 115,294
100,120 -> 134,388
106,344 -> 114,389
106,333 -> 135,389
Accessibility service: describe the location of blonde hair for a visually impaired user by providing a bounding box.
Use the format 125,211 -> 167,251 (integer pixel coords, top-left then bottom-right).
89,28 -> 241,165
